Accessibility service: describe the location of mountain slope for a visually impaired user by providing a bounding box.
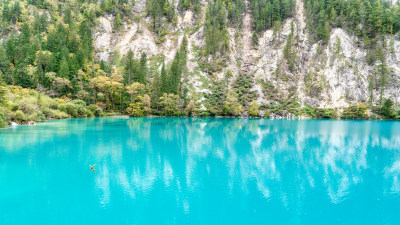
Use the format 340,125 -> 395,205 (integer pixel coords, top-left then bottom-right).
93,0 -> 400,109
0,0 -> 400,124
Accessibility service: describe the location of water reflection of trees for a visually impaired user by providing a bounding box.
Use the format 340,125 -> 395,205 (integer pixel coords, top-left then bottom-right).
2,118 -> 400,211
88,119 -> 400,210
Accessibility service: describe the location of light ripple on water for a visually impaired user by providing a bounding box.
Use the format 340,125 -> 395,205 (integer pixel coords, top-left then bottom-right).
0,118 -> 400,224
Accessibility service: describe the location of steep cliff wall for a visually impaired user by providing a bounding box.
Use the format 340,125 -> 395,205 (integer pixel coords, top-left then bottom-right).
93,0 -> 400,110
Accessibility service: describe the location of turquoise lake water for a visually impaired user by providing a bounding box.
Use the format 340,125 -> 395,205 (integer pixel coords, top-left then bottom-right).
1,118 -> 400,224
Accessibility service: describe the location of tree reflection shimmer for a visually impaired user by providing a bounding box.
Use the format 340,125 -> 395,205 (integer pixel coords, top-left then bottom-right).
1,118 -> 399,224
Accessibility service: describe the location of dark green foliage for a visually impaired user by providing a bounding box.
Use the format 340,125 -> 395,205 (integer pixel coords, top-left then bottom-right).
168,37 -> 187,94
58,57 -> 70,79
381,99 -> 395,119
304,0 -> 400,43
34,13 -> 48,34
250,0 -> 294,32
2,1 -> 21,23
205,77 -> 228,115
149,38 -> 189,99
261,80 -> 280,102
0,47 -> 12,84
267,97 -> 300,116
150,72 -> 162,109
375,45 -> 388,108
147,0 -> 176,34
204,0 -> 230,57
232,73 -> 258,107
179,0 -> 202,13
0,85 -> 7,104
316,9 -> 330,43
2,5 -> 94,92
59,100 -> 91,118
252,31 -> 259,47
114,11 -> 122,31
139,53 -> 148,84
123,50 -> 148,85
63,8 -> 72,25
70,99 -> 88,116
124,50 -> 137,85
260,80 -> 301,116
283,21 -> 296,72
0,107 -> 6,128
88,104 -> 103,117
227,0 -> 245,25
79,20 -> 94,62
160,63 -> 168,94
304,106 -> 337,118
341,104 -> 368,119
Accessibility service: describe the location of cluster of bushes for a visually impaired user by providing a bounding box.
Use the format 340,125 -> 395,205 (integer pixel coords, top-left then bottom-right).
302,106 -> 337,119
57,100 -> 102,118
339,99 -> 400,120
0,107 -> 7,127
0,86 -> 103,127
341,104 -> 369,119
371,99 -> 400,120
1,84 -> 399,129
232,73 -> 258,107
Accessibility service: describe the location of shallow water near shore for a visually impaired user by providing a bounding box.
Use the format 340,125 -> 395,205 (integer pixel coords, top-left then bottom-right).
1,118 -> 400,224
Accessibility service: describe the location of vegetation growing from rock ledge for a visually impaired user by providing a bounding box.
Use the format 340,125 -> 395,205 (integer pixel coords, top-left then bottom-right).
232,73 -> 258,108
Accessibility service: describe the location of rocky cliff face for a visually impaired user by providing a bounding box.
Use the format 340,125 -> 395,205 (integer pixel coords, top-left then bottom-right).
93,0 -> 400,109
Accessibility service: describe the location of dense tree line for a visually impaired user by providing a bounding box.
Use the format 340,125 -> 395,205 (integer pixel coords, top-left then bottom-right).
0,0 -> 191,119
146,0 -> 176,35
124,37 -> 189,116
179,0 -> 202,13
1,1 -> 94,91
304,0 -> 400,43
1,19 -> 93,94
204,0 -> 231,57
250,0 -> 295,32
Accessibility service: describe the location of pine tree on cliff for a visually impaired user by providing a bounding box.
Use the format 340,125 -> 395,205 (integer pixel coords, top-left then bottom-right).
317,9 -> 329,43
114,11 -> 122,32
139,53 -> 148,85
160,63 -> 168,94
124,50 -> 135,85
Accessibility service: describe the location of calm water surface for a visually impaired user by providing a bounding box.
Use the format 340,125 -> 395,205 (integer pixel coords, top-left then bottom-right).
1,118 -> 400,224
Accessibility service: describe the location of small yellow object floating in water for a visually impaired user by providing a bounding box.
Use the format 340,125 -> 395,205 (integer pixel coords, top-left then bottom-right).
89,164 -> 96,172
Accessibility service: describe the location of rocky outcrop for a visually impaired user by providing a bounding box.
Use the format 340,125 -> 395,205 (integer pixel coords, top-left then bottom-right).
93,0 -> 400,109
